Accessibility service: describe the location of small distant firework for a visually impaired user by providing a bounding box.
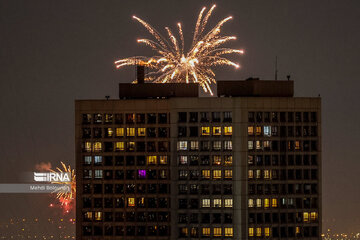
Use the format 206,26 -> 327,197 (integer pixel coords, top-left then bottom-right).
115,4 -> 244,95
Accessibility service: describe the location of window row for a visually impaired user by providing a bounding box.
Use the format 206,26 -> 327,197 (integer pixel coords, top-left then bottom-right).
178,213 -> 233,224
83,141 -> 170,152
83,169 -> 170,180
82,225 -> 169,237
248,211 -> 318,224
248,169 -> 319,181
178,126 -> 232,137
249,226 -> 319,238
248,140 -> 318,152
82,127 -> 169,138
177,140 -> 232,151
248,197 -> 318,209
83,197 -> 170,209
83,211 -> 170,222
248,154 -> 318,167
248,184 -> 318,195
179,170 -> 233,180
83,155 -> 169,166
178,183 -> 232,195
178,112 -> 232,123
83,183 -> 169,195
179,227 -> 233,238
179,198 -> 233,209
248,111 -> 317,123
82,113 -> 168,125
248,125 -> 317,137
178,155 -> 232,166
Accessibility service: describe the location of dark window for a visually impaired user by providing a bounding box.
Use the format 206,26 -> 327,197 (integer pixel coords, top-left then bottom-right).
136,114 -> 145,124
159,128 -> 168,138
147,113 -> 157,124
212,112 -> 221,122
189,112 -> 198,122
248,112 -> 255,122
256,112 -> 263,122
115,114 -> 123,124
311,112 -> 317,122
147,128 -> 156,138
82,114 -> 92,124
288,112 -> 294,122
178,112 -> 187,123
189,127 -> 198,137
178,126 -> 187,137
115,156 -> 124,166
126,113 -> 135,124
158,113 -> 168,124
223,112 -> 232,122
200,112 -> 209,122
82,128 -> 91,138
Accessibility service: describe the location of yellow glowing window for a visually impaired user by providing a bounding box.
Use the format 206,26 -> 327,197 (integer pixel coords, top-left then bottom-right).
303,212 -> 309,222
256,140 -> 262,150
248,170 -> 254,179
224,126 -> 232,136
213,228 -> 222,237
202,198 -> 210,208
137,128 -> 146,136
256,170 -> 261,179
202,170 -> 210,179
127,128 -> 135,137
84,212 -> 92,220
248,199 -> 254,208
93,142 -> 102,152
213,126 -> 221,135
224,170 -> 232,179
180,228 -> 188,236
94,212 -> 102,221
84,142 -> 91,152
256,198 -> 262,208
159,156 -> 168,165
272,198 -> 278,208
264,170 -> 270,179
213,199 -> 222,207
201,127 -> 210,136
310,212 -> 318,221
225,227 -> 233,237
116,128 -> 124,137
202,227 -> 210,236
127,197 -> 135,207
264,227 -> 270,237
256,227 -> 262,237
213,155 -> 222,165
295,141 -> 301,150
213,170 -> 222,179
224,156 -> 232,166
115,142 -> 124,151
147,156 -> 157,165
224,198 -> 233,208
264,198 -> 270,208
107,128 -> 113,137
296,227 -> 301,234
256,126 -> 262,135
248,228 -> 254,237
127,142 -> 135,151
248,126 -> 254,136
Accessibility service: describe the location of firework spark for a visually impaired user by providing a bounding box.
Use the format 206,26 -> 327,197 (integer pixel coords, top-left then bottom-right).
115,4 -> 244,95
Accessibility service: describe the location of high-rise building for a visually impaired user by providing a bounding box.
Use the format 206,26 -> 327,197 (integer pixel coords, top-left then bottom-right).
75,78 -> 321,240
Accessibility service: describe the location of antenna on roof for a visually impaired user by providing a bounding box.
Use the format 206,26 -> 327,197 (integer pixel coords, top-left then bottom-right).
275,56 -> 278,80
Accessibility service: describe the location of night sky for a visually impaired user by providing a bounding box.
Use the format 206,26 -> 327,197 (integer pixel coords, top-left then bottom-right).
0,0 -> 359,235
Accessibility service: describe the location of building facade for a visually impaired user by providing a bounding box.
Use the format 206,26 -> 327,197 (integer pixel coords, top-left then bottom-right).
75,80 -> 321,240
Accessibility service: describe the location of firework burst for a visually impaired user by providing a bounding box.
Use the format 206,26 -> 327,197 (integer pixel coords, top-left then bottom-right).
115,4 -> 244,95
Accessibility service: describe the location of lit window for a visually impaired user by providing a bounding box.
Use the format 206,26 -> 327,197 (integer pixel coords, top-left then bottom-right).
159,156 -> 168,165
248,228 -> 254,237
264,140 -> 270,149
127,128 -> 135,137
202,170 -> 210,179
115,142 -> 124,151
248,199 -> 254,208
83,170 -> 92,179
272,198 -> 278,208
177,141 -> 188,150
213,141 -> 222,150
202,199 -> 210,208
137,128 -> 146,137
179,156 -> 188,165
106,128 -> 113,137
213,156 -> 222,165
213,126 -> 221,136
84,142 -> 91,152
224,155 -> 232,166
116,128 -> 124,137
296,227 -> 301,234
256,198 -> 262,208
248,126 -> 254,135
84,212 -> 92,221
147,156 -> 157,165
213,199 -> 222,207
264,198 -> 270,208
202,228 -> 210,236
180,227 -> 188,236
264,126 -> 271,136
264,227 -> 270,237
256,126 -> 262,136
264,170 -> 270,179
213,227 -> 222,237
94,212 -> 102,221
94,156 -> 102,165
94,170 -> 102,179
224,170 -> 232,179
224,198 -> 233,208
84,156 -> 92,165
295,141 -> 301,150
224,126 -> 232,136
190,141 -> 199,150
127,197 -> 135,207
213,170 -> 222,179
201,127 -> 210,136
256,227 -> 261,237
256,140 -> 262,150
127,142 -> 135,151
225,228 -> 233,237
93,142 -> 102,152
138,170 -> 146,179
224,141 -> 232,150
248,141 -> 254,150
248,155 -> 254,165
256,170 -> 261,179
248,170 -> 254,179
303,212 -> 309,222
310,212 -> 318,221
